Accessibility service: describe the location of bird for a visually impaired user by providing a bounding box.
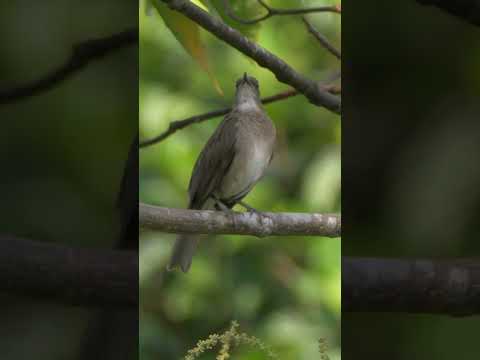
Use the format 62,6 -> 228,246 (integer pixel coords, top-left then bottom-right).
167,73 -> 276,272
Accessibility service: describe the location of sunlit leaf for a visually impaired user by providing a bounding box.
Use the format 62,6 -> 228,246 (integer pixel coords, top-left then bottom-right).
150,0 -> 223,95
302,146 -> 341,211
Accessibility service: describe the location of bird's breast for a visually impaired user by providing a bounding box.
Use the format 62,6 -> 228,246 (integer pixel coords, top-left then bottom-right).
219,138 -> 272,200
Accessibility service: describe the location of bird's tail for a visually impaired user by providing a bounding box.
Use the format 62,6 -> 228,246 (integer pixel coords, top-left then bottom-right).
167,234 -> 199,273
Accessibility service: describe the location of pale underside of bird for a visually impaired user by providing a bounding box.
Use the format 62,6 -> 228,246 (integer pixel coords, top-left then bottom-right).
168,74 -> 276,272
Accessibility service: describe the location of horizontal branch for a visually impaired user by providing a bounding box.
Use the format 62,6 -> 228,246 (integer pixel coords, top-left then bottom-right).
161,0 -> 341,113
416,0 -> 480,27
0,235 -> 137,307
139,203 -> 341,237
224,0 -> 340,25
0,28 -> 138,105
139,80 -> 340,148
343,257 -> 480,316
5,234 -> 479,316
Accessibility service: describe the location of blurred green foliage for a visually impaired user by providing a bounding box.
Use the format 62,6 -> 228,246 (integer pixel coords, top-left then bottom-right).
342,1 -> 480,359
139,1 -> 341,359
0,1 -> 137,359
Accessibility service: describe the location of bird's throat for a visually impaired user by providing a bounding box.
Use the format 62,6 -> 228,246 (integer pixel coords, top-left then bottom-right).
236,97 -> 260,112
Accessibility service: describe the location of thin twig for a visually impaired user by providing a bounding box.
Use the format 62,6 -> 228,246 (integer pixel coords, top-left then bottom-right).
140,203 -> 341,237
162,0 -> 340,112
302,17 -> 341,60
139,83 -> 339,148
224,0 -> 341,25
0,28 -> 138,105
140,88 -> 296,148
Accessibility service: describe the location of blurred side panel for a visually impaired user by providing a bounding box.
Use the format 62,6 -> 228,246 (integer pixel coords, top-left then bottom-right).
0,1 -> 138,359
343,1 -> 480,359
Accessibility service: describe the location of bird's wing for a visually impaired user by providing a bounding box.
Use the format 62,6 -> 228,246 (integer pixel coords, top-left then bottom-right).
187,112 -> 238,209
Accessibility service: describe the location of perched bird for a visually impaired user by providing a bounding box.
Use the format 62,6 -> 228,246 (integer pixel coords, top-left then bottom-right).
168,73 -> 276,272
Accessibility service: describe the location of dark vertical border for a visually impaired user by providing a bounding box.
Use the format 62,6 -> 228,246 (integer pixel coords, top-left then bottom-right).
343,0 -> 480,358
0,1 -> 138,359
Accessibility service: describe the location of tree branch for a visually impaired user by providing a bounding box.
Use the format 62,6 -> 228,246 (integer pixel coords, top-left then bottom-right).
6,234 -> 480,316
139,82 -> 339,148
160,0 -> 341,113
416,0 -> 480,27
223,0 -> 340,25
302,17 -> 341,60
0,28 -> 138,105
0,235 -> 137,307
140,88 -> 297,148
343,257 -> 480,316
139,203 -> 341,237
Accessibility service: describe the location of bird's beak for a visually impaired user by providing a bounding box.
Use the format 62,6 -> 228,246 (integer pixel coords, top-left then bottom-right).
243,72 -> 248,82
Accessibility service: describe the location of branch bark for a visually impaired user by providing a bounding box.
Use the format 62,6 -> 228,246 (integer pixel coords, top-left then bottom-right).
5,234 -> 480,316
343,257 -> 480,316
139,203 -> 341,237
0,235 -> 137,307
160,0 -> 341,113
0,28 -> 138,105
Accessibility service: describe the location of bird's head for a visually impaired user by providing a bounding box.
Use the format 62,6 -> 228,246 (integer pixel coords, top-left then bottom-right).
234,73 -> 261,109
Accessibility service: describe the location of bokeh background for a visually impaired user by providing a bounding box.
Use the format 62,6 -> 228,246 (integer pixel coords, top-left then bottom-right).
139,1 -> 341,359
0,1 -> 137,359
343,1 -> 480,359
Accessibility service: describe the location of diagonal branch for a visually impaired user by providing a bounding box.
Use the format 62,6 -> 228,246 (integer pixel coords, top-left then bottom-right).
0,235 -> 137,307
0,28 -> 138,105
139,203 -> 341,237
160,0 -> 341,113
302,16 -> 341,60
416,0 -> 480,27
139,82 -> 339,148
140,88 -> 297,148
343,257 -> 480,316
223,0 -> 341,25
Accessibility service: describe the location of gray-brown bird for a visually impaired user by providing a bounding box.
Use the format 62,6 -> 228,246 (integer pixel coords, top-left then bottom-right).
168,73 -> 276,272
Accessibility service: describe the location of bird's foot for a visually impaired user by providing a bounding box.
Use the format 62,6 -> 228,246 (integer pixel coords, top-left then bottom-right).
212,195 -> 233,213
238,200 -> 261,214
211,195 -> 239,230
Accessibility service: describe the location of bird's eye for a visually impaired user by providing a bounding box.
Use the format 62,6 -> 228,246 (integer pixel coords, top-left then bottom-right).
252,78 -> 259,88
235,80 -> 241,88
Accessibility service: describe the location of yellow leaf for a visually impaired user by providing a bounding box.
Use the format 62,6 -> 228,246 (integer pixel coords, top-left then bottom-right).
151,0 -> 223,95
